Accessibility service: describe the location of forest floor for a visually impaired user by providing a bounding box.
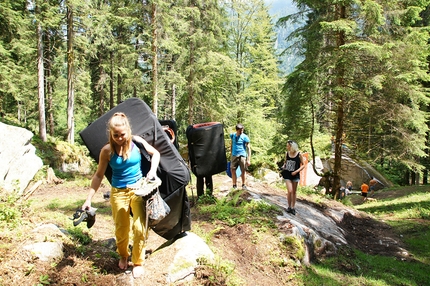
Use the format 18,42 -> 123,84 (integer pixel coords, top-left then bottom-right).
0,174 -> 420,285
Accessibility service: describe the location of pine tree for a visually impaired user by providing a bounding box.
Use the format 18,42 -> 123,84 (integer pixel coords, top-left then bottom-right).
281,0 -> 430,191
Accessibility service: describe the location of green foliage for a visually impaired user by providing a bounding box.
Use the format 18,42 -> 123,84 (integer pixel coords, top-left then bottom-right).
67,227 -> 92,245
32,135 -> 93,173
197,189 -> 281,227
388,219 -> 430,264
281,235 -> 305,261
355,190 -> 430,219
197,194 -> 217,205
0,189 -> 26,229
38,274 -> 50,285
1,0 -> 430,208
281,0 -> 430,184
301,192 -> 430,286
373,161 -> 411,186
297,185 -> 314,196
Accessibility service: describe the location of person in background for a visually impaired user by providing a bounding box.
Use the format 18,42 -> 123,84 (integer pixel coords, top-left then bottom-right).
281,140 -> 305,215
339,185 -> 346,199
369,177 -> 377,196
82,112 -> 160,279
361,181 -> 369,202
196,176 -> 213,197
230,123 -> 251,190
345,181 -> 353,196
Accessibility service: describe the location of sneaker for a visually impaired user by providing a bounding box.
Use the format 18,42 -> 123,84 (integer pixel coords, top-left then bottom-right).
71,209 -> 87,227
291,208 -> 296,215
71,207 -> 97,228
242,185 -> 248,190
287,207 -> 292,213
232,185 -> 237,189
129,177 -> 162,199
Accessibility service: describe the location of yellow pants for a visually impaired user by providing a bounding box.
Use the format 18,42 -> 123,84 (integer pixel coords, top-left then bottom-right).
110,187 -> 148,265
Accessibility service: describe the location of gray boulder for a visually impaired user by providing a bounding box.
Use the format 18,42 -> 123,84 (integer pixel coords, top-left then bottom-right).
325,155 -> 392,190
0,122 -> 43,194
22,223 -> 70,262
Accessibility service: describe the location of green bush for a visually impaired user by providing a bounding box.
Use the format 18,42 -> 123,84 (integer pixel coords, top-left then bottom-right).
0,190 -> 24,229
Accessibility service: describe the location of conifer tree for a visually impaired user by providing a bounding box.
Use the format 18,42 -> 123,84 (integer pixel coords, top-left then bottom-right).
281,0 -> 430,191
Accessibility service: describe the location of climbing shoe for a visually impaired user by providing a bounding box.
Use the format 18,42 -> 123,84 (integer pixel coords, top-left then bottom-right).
71,207 -> 97,228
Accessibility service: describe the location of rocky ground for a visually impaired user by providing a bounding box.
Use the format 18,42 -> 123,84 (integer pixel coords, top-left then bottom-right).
0,174 -> 413,285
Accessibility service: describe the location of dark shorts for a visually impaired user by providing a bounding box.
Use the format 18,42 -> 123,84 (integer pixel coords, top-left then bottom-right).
361,192 -> 368,197
231,156 -> 246,173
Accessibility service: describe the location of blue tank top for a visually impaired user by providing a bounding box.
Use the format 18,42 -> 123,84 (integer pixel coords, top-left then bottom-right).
109,143 -> 142,188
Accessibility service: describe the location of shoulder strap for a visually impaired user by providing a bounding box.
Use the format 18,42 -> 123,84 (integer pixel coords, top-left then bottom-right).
132,138 -> 151,162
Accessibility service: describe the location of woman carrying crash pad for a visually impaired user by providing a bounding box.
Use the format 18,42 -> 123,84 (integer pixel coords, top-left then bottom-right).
81,112 -> 160,279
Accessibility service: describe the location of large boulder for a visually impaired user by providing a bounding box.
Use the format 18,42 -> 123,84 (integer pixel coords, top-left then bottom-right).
325,155 -> 392,190
0,122 -> 43,194
299,153 -> 392,192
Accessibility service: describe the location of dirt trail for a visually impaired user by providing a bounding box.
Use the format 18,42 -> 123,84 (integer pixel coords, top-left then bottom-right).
0,174 -> 415,285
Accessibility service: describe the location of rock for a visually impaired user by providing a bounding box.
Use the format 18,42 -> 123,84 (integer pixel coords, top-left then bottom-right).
23,241 -> 63,262
22,223 -> 69,262
0,122 -> 43,194
166,232 -> 215,284
262,169 -> 282,185
325,155 -> 392,190
305,156 -> 324,186
249,189 -> 355,264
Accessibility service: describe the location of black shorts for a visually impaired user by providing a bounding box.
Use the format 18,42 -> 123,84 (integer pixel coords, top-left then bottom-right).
361,192 -> 368,197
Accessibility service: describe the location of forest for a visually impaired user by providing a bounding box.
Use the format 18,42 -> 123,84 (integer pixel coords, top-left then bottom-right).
1,0 -> 430,190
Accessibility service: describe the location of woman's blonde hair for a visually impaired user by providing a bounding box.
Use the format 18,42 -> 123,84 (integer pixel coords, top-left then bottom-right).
287,140 -> 299,153
108,112 -> 132,160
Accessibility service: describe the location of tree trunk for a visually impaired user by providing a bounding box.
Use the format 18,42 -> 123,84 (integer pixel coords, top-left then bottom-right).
117,73 -> 122,104
404,170 -> 410,185
188,10 -> 195,125
133,40 -> 138,98
67,2 -> 75,144
110,51 -> 114,109
37,7 -> 47,142
45,32 -> 55,136
151,2 -> 158,116
332,5 -> 346,200
188,48 -> 194,125
172,83 -> 176,120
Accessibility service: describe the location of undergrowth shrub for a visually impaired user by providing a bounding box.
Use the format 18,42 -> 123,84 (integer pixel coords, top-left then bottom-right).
0,188 -> 28,229
197,189 -> 281,227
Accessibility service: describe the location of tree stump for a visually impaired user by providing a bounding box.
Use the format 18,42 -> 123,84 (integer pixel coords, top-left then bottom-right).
47,167 -> 64,184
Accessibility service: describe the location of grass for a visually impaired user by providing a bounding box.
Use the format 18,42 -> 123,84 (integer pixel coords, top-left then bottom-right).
300,186 -> 430,286
355,189 -> 430,265
196,189 -> 282,228
302,250 -> 429,286
2,174 -> 430,285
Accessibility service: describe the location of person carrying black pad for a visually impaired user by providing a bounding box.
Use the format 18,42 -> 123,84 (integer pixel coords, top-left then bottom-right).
81,112 -> 160,278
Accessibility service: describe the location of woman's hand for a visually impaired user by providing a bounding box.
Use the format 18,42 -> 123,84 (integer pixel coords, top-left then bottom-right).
82,199 -> 91,211
146,170 -> 157,180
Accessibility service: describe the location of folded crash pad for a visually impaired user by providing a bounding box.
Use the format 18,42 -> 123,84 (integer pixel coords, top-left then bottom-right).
186,122 -> 227,177
79,97 -> 191,240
